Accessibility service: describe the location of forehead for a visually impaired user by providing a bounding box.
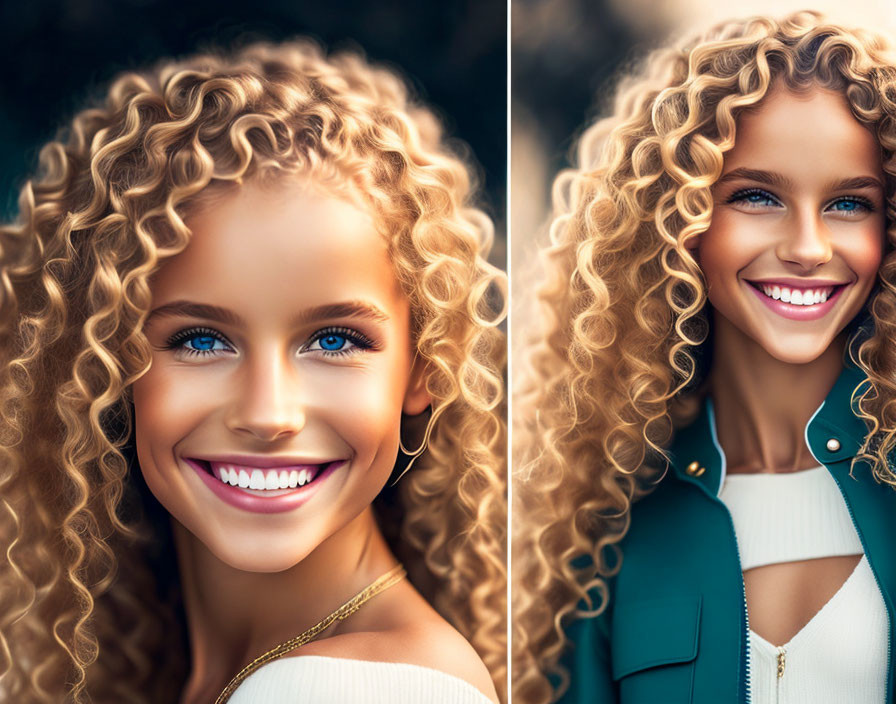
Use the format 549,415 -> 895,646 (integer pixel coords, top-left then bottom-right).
724,85 -> 882,179
149,179 -> 407,314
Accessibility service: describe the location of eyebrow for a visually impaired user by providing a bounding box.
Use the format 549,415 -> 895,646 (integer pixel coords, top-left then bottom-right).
147,302 -> 244,325
292,302 -> 390,326
716,168 -> 794,190
146,300 -> 390,326
717,167 -> 884,192
822,176 -> 885,192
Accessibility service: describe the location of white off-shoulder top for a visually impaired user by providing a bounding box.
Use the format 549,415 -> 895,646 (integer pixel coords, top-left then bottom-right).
227,655 -> 494,704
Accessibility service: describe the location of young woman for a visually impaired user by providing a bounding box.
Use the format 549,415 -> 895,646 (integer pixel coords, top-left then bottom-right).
514,12 -> 896,704
0,41 -> 506,703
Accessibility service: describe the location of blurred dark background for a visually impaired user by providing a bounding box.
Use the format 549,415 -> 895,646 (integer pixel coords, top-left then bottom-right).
0,0 -> 506,260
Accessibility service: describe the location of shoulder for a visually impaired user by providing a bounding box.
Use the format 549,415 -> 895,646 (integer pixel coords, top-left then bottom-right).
228,655 -> 495,704
294,580 -> 499,702
296,613 -> 498,702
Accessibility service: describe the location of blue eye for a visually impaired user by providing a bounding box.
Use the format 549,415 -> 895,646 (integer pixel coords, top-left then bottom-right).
319,334 -> 347,351
728,188 -> 780,208
305,327 -> 376,357
827,197 -> 872,215
165,327 -> 233,357
185,334 -> 227,352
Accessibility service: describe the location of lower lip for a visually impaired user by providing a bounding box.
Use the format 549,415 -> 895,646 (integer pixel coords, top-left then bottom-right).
184,459 -> 345,514
747,283 -> 847,321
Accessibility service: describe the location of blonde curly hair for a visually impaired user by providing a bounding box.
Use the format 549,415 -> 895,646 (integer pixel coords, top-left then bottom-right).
513,11 -> 896,703
0,40 -> 507,703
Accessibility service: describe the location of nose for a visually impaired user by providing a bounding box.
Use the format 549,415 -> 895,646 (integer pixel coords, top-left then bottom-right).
225,351 -> 306,442
776,210 -> 833,271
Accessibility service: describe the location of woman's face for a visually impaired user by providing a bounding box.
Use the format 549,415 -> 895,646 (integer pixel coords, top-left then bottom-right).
131,179 -> 430,572
697,84 -> 886,364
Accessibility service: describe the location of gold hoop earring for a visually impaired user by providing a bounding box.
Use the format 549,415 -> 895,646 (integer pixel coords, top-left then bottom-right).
391,406 -> 437,486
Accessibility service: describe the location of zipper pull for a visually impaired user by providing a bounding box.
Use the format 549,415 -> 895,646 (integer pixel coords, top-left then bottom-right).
776,647 -> 786,679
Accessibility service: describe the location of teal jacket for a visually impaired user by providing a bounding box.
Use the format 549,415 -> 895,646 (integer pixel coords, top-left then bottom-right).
560,365 -> 896,703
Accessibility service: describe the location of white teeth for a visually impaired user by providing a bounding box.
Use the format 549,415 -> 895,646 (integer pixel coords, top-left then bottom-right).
207,461 -> 322,490
757,284 -> 835,306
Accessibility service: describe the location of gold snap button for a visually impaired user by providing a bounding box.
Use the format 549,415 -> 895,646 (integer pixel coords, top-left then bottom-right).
686,461 -> 705,477
826,438 -> 841,453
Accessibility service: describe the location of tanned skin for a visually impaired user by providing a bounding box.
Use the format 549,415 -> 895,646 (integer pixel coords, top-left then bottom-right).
698,86 -> 885,646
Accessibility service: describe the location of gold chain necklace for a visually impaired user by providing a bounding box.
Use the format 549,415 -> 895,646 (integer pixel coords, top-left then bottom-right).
214,564 -> 406,704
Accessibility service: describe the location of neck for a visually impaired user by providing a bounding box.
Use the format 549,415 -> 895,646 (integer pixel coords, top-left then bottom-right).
174,506 -> 397,704
707,312 -> 845,474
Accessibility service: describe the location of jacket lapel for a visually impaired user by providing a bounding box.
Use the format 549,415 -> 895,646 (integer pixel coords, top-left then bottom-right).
808,365 -> 896,702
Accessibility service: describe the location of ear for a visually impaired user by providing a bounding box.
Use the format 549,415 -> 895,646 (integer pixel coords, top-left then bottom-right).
402,355 -> 432,416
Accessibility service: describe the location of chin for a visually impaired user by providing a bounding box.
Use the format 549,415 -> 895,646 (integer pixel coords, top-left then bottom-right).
198,530 -> 315,573
753,334 -> 837,366
216,546 -> 307,573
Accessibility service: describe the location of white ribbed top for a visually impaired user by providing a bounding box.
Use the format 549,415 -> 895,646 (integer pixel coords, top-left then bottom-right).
719,467 -> 887,704
719,467 -> 862,571
227,655 -> 494,704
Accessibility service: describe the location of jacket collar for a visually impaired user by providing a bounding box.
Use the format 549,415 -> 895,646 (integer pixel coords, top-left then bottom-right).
668,363 -> 870,495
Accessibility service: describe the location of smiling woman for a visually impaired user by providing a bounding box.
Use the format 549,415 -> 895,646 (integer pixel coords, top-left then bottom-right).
133,183 -> 432,573
0,41 -> 506,704
513,11 -> 896,704
698,85 -> 885,367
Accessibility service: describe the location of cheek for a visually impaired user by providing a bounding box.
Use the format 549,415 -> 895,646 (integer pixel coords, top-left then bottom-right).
697,216 -> 750,288
131,368 -> 204,467
316,367 -> 405,456
846,225 -> 885,283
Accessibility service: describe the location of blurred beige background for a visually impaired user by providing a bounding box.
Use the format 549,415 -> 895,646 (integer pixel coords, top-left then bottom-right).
511,0 -> 896,367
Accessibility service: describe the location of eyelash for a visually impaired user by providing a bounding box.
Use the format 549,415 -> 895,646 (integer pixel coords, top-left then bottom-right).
302,327 -> 378,357
727,187 -> 875,215
164,326 -> 234,358
162,326 -> 378,359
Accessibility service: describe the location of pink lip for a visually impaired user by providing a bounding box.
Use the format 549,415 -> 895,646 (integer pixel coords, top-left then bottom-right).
184,458 -> 345,514
747,277 -> 848,288
197,454 -> 335,468
746,281 -> 848,321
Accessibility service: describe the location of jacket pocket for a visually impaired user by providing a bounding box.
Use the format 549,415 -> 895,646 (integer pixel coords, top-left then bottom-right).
611,595 -> 701,704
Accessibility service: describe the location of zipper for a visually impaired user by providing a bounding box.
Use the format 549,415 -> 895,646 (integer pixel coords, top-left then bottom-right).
776,646 -> 786,703
685,479 -> 752,702
730,510 -> 752,704
706,401 -> 752,703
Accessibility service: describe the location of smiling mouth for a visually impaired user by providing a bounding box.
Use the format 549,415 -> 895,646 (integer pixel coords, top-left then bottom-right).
747,281 -> 846,306
191,459 -> 343,492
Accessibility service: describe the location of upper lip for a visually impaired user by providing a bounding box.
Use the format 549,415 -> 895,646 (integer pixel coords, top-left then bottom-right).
744,277 -> 850,288
185,454 -> 344,468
